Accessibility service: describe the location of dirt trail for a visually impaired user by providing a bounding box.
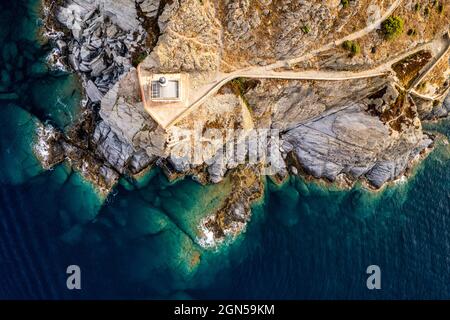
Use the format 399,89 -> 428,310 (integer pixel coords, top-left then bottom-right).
164,0 -> 406,128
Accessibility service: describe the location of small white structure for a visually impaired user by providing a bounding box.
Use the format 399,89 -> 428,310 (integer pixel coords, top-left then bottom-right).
149,74 -> 184,102
137,67 -> 190,128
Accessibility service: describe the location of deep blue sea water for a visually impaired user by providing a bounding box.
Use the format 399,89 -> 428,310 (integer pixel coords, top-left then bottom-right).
0,0 -> 449,299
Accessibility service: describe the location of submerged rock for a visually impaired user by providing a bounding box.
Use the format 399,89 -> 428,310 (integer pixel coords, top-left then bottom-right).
0,104 -> 43,185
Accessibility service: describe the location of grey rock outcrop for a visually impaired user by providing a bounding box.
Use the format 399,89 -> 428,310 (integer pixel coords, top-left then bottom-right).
365,135 -> 433,188
282,104 -> 432,187
129,149 -> 154,173
98,70 -> 164,160
56,0 -> 147,102
92,120 -> 154,175
168,155 -> 192,173
86,80 -> 103,102
422,90 -> 450,120
137,0 -> 161,19
56,0 -> 142,32
93,121 -> 135,174
207,153 -> 227,184
245,77 -> 389,130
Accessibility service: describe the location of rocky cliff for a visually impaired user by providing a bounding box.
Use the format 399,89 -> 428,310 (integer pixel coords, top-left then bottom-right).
38,0 -> 450,247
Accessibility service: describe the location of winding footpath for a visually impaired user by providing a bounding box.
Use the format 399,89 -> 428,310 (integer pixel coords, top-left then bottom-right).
165,0 -> 405,128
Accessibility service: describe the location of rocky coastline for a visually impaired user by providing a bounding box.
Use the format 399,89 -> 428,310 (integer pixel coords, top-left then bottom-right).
38,0 -> 159,194
37,0 -> 450,248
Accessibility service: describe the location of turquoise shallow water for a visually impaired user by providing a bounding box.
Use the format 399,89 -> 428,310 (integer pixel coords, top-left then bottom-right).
0,0 -> 450,299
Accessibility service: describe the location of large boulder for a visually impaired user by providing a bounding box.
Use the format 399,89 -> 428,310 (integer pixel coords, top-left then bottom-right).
282,104 -> 431,187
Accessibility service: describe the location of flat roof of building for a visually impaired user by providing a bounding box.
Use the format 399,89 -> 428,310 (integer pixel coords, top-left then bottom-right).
151,79 -> 180,100
137,68 -> 190,128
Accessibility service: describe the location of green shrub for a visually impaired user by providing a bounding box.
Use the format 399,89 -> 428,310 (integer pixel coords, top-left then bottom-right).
231,78 -> 245,93
381,16 -> 404,40
350,42 -> 361,55
342,40 -> 352,51
342,40 -> 360,56
301,25 -> 311,34
414,3 -> 421,12
341,0 -> 350,9
132,52 -> 148,67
